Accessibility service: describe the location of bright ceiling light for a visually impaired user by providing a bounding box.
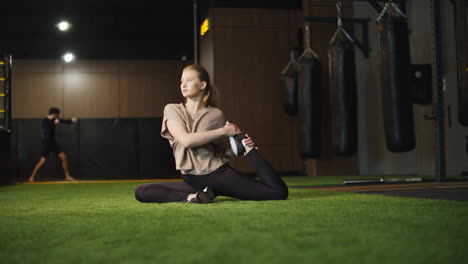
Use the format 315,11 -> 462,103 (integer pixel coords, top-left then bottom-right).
57,21 -> 71,31
63,53 -> 75,63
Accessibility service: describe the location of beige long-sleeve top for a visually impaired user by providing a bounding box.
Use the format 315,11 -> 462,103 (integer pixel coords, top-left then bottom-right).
161,103 -> 230,175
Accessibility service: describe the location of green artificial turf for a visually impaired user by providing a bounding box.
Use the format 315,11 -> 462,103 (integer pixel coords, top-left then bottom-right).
1,178 -> 467,264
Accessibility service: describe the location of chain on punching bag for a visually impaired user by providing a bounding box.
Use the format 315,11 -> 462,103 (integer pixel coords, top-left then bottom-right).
328,2 -> 358,156
377,1 -> 415,152
298,23 -> 322,158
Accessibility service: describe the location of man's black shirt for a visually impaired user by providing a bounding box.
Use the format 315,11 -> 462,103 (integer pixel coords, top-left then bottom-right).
41,117 -> 72,143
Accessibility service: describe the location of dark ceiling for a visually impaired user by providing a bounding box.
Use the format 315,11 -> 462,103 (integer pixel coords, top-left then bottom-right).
2,0 -> 301,60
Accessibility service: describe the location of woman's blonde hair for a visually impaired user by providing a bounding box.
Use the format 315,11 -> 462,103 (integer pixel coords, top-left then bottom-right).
183,64 -> 218,107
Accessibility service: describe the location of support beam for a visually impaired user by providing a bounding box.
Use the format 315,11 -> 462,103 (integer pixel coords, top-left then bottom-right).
193,0 -> 199,64
430,0 -> 446,182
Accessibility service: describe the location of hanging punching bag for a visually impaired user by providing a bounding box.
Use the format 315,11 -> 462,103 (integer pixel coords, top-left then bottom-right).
298,57 -> 322,158
280,48 -> 301,115
297,23 -> 322,158
377,5 -> 415,152
328,36 -> 358,155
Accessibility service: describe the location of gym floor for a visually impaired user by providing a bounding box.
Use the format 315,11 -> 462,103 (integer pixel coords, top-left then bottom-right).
1,176 -> 466,264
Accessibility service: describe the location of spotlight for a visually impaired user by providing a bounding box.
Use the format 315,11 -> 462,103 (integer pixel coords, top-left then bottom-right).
57,21 -> 71,31
63,53 -> 75,63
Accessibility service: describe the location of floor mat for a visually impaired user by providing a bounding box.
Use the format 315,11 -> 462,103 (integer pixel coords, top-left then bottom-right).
295,182 -> 468,202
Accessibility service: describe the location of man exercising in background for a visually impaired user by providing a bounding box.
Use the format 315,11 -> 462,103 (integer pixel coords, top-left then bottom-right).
28,107 -> 78,182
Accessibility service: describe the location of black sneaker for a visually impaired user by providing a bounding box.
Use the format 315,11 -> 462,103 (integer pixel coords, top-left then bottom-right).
229,134 -> 247,156
186,187 -> 215,203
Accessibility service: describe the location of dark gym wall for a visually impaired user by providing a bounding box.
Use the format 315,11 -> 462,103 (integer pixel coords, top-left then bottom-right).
13,60 -> 189,118
438,1 -> 468,176
200,2 -> 467,177
11,59 -> 189,180
201,8 -> 304,173
353,0 -> 468,176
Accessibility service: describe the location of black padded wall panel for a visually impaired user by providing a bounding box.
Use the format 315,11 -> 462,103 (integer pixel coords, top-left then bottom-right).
139,118 -> 177,179
0,129 -> 13,185
18,119 -> 62,179
79,119 -> 139,179
56,121 -> 80,178
14,118 -> 177,180
11,120 -> 18,179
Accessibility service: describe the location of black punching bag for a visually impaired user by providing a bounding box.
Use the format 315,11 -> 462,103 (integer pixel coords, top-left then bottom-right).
377,7 -> 415,152
328,37 -> 358,155
298,57 -> 321,158
280,48 -> 300,115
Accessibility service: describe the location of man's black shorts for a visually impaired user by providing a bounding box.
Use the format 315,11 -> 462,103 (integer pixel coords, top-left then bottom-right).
41,141 -> 63,158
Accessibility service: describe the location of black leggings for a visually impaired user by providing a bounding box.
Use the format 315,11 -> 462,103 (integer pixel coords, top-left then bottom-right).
135,149 -> 288,203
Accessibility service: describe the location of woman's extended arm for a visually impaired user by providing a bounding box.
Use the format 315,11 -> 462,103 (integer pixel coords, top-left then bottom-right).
166,120 -> 241,148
